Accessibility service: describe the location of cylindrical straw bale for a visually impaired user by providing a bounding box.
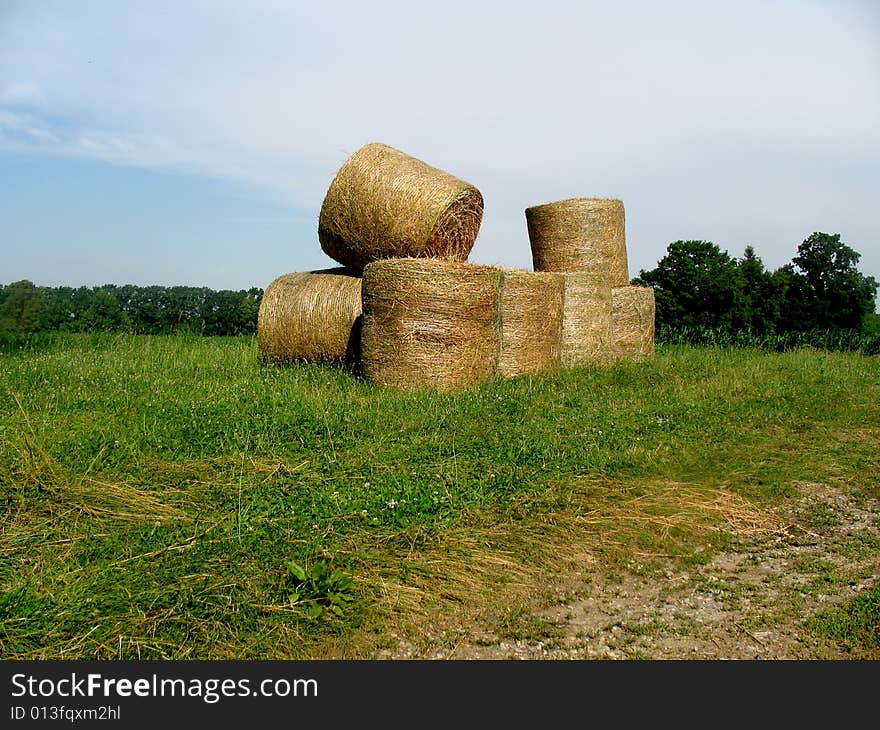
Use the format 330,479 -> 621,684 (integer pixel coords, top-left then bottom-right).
498,269 -> 564,378
360,258 -> 501,391
611,286 -> 655,360
258,268 -> 362,365
526,198 -> 629,285
560,273 -> 613,367
318,143 -> 484,271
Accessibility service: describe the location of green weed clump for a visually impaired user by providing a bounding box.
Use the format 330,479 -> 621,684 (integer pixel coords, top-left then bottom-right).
806,587 -> 880,655
280,560 -> 357,619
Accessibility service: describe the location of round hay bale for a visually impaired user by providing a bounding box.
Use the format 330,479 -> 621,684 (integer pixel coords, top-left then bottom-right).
611,285 -> 655,360
361,258 -> 501,391
258,268 -> 362,365
526,197 -> 629,285
318,142 -> 484,272
560,273 -> 613,367
498,269 -> 564,378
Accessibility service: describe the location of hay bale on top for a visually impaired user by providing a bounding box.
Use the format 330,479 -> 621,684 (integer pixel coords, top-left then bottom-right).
318,142 -> 484,272
611,285 -> 655,360
560,273 -> 613,367
258,268 -> 362,364
498,269 -> 564,378
526,197 -> 629,286
361,258 -> 501,392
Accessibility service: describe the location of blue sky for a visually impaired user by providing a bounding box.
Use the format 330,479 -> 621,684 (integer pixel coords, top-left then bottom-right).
1,0 -> 878,292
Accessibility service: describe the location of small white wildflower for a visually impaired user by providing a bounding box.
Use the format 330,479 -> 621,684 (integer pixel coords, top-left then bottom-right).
360,510 -> 368,517
386,499 -> 397,509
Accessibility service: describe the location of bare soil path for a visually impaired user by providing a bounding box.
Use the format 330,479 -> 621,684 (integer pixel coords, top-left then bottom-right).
376,483 -> 879,659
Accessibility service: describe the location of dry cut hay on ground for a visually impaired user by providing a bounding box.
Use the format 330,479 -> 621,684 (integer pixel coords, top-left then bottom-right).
258,268 -> 362,365
318,142 -> 484,272
526,197 -> 629,286
560,273 -> 613,367
498,269 -> 564,378
611,285 -> 656,360
361,258 -> 502,391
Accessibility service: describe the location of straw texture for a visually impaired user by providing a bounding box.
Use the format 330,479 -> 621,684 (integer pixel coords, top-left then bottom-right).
611,285 -> 656,360
258,268 -> 362,364
526,198 -> 629,286
319,143 -> 484,272
360,258 -> 501,391
560,273 -> 613,367
498,269 -> 564,378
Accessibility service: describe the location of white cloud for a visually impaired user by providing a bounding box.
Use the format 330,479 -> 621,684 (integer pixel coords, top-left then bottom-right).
0,109 -> 59,142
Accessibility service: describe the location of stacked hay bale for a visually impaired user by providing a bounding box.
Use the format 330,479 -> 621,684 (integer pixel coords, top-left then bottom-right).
258,268 -> 362,366
318,142 -> 483,272
525,197 -> 654,362
260,142 -> 501,390
360,259 -> 501,392
526,198 -> 629,286
317,143 -> 501,390
496,269 -> 564,378
611,285 -> 655,360
258,141 -> 654,391
559,273 -> 612,367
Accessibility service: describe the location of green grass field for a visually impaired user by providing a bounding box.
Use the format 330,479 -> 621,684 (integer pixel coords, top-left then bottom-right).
1,333 -> 878,658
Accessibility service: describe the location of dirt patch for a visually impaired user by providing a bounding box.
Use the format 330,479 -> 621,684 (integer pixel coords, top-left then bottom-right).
374,483 -> 879,659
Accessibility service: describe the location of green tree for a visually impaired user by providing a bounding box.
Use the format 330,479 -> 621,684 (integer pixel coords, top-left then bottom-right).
39,286 -> 76,331
123,286 -> 174,334
201,289 -> 259,335
79,290 -> 129,331
780,232 -> 878,331
237,287 -> 262,334
634,240 -> 746,330
0,280 -> 46,332
68,287 -> 98,332
164,286 -> 209,331
737,245 -> 786,334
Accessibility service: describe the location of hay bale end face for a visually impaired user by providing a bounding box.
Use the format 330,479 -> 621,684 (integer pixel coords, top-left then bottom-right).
611,285 -> 656,360
560,273 -> 613,367
258,268 -> 362,365
526,197 -> 629,286
318,142 -> 484,272
498,269 -> 564,378
360,258 -> 501,392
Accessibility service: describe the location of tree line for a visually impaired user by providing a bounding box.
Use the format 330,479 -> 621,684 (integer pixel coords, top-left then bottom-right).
0,282 -> 263,336
634,232 -> 878,343
2,231 -> 877,349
